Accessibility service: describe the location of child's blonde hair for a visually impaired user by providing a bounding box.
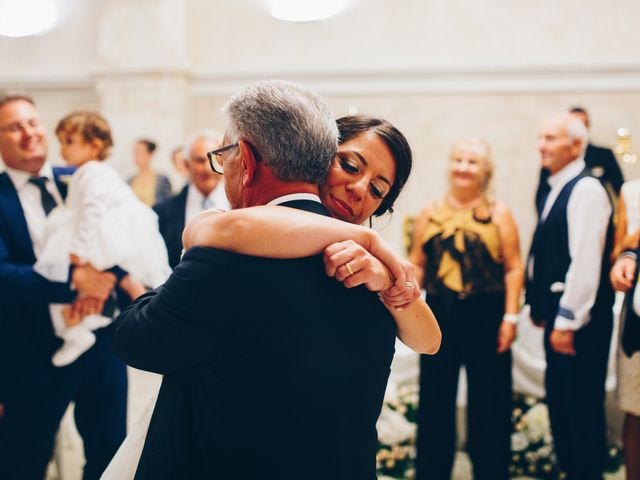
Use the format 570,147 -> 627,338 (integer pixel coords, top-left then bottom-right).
55,111 -> 114,160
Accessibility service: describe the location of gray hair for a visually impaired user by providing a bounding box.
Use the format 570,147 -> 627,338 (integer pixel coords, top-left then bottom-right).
565,113 -> 589,156
183,129 -> 223,161
221,80 -> 338,184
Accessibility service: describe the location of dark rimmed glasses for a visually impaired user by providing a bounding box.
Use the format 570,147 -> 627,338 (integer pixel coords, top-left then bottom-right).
207,142 -> 238,174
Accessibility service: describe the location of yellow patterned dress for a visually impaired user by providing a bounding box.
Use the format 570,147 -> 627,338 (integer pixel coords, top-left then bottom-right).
419,200 -> 504,298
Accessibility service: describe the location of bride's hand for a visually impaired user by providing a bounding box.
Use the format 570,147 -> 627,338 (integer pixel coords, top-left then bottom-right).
379,275 -> 420,310
323,240 -> 392,292
362,232 -> 421,309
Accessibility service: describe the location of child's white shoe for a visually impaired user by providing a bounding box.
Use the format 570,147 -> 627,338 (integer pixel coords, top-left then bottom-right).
82,314 -> 112,331
52,325 -> 96,367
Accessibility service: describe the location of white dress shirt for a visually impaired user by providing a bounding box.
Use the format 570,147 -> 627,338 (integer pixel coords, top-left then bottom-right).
266,193 -> 322,206
185,182 -> 230,223
4,163 -> 64,257
529,158 -> 612,331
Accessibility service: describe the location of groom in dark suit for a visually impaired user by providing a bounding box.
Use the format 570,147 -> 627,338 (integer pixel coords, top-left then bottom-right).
0,94 -> 127,479
112,80 -> 397,479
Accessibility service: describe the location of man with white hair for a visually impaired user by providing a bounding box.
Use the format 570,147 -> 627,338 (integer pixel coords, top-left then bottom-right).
153,130 -> 229,268
525,112 -> 614,480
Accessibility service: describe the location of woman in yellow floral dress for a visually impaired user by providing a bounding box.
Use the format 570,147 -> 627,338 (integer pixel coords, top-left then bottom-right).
410,138 -> 524,480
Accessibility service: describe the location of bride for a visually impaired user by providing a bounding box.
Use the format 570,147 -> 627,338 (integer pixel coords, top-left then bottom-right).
101,115 -> 441,479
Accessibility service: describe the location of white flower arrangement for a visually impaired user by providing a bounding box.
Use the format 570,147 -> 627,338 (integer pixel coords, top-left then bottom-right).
376,389 -> 623,479
376,382 -> 419,479
509,394 -> 623,479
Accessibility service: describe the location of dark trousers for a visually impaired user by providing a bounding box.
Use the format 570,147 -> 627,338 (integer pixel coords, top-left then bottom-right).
416,291 -> 512,480
544,312 -> 612,480
0,332 -> 127,480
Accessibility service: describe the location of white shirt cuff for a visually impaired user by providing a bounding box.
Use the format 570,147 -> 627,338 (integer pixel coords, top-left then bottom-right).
554,316 -> 580,331
33,261 -> 71,283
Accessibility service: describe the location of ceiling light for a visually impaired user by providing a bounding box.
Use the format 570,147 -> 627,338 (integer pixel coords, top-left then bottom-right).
0,0 -> 59,38
269,0 -> 349,22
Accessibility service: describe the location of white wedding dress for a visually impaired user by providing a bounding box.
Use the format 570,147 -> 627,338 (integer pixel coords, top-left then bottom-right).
101,395 -> 157,479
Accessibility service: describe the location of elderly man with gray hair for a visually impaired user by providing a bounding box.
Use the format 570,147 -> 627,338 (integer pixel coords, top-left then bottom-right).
111,80 -> 397,479
153,129 -> 229,269
525,112 -> 614,480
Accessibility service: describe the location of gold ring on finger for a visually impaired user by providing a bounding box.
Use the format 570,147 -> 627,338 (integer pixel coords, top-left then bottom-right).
345,261 -> 354,276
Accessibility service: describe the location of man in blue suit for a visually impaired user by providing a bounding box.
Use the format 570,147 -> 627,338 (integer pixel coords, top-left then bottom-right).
0,94 -> 127,479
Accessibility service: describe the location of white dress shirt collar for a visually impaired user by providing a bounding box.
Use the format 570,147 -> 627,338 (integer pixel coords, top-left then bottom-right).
5,162 -> 56,191
541,158 -> 586,221
266,193 -> 322,206
547,158 -> 586,190
185,182 -> 230,222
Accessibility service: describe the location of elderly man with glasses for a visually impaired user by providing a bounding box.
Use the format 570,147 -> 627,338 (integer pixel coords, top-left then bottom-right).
112,80 -> 397,480
153,130 -> 230,269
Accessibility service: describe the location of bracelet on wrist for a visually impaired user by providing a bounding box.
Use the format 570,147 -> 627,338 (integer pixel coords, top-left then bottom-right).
503,313 -> 519,325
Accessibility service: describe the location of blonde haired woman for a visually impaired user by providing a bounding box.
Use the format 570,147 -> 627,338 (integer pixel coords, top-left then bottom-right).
410,138 -> 524,480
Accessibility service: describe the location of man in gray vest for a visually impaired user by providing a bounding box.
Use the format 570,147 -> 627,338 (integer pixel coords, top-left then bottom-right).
525,112 -> 614,480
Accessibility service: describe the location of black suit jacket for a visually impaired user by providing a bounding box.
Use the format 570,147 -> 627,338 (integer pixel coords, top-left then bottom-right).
584,143 -> 624,195
153,185 -> 188,269
112,200 -> 397,480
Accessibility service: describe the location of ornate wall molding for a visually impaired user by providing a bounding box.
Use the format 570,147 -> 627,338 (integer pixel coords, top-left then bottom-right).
191,63 -> 640,96
2,62 -> 640,96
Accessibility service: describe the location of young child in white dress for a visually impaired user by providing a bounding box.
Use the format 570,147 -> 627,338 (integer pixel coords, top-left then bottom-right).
34,111 -> 171,367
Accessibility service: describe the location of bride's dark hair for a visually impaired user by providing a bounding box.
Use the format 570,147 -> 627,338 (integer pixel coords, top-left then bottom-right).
336,115 -> 412,217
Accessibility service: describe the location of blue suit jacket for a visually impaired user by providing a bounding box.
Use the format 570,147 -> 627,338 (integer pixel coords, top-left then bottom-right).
0,167 -> 77,403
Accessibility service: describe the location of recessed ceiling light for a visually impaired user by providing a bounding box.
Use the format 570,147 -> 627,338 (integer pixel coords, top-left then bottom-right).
269,0 -> 349,22
0,0 -> 59,38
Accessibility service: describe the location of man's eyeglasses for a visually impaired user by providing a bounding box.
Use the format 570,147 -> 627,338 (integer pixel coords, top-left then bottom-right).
207,142 -> 238,174
207,140 -> 262,174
